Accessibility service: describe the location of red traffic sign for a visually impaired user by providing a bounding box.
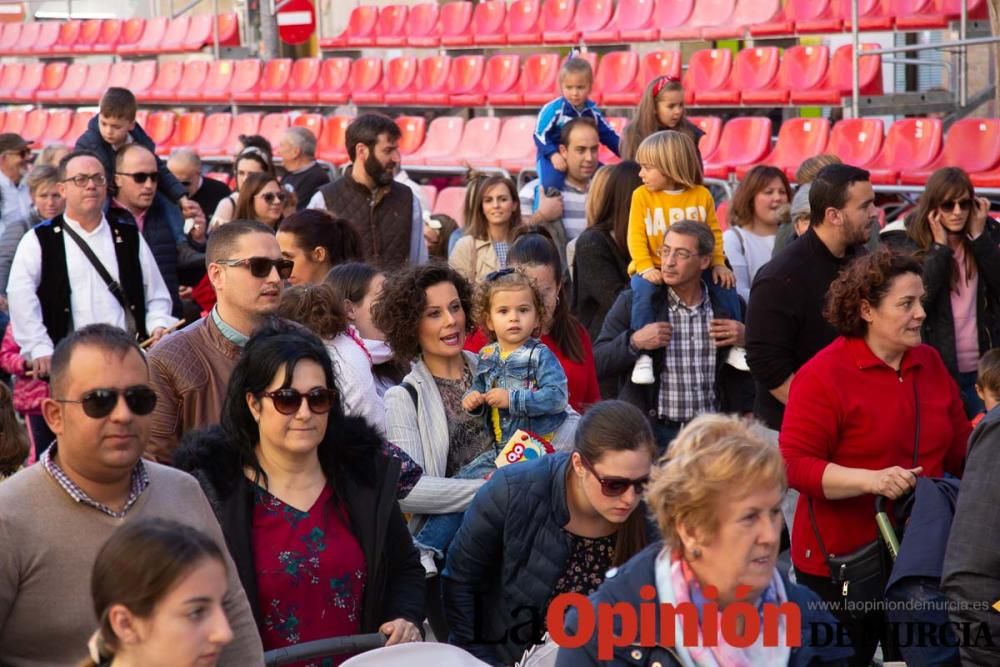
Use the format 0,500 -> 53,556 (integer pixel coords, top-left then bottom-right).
277,0 -> 316,45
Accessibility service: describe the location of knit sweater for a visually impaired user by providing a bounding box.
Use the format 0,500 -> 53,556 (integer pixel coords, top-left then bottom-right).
0,461 -> 263,666
626,185 -> 725,274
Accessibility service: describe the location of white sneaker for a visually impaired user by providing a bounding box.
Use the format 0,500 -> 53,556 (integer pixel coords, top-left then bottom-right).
631,354 -> 655,384
419,549 -> 438,578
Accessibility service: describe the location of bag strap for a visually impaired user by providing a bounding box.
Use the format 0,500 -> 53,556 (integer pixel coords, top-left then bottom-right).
61,222 -> 137,337
401,381 -> 418,410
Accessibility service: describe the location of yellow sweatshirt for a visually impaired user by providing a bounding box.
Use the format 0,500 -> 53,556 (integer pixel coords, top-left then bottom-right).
626,184 -> 726,275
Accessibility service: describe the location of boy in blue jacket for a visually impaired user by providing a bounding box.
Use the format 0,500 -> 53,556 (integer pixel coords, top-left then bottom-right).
534,57 -> 620,192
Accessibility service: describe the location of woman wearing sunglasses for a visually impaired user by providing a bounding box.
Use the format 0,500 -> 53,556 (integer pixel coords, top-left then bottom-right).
234,172 -> 288,231
882,166 -> 1000,417
441,400 -> 657,666
173,324 -> 426,660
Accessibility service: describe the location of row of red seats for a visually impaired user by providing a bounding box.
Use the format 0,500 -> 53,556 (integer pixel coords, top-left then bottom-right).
0,107 -> 94,146
323,0 -> 985,50
0,14 -> 239,57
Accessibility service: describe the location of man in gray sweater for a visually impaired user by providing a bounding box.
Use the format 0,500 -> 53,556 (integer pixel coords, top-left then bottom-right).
0,324 -> 263,666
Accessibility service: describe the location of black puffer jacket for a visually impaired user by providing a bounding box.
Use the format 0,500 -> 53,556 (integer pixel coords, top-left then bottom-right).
881,217 -> 1000,381
442,453 -> 657,666
173,418 -> 425,634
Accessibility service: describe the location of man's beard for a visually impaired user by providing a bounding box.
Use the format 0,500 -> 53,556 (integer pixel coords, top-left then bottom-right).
364,152 -> 396,187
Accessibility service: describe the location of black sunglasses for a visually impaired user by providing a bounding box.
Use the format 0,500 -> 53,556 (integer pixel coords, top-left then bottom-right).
55,386 -> 158,419
260,388 -> 336,416
215,257 -> 294,279
940,198 -> 972,212
118,171 -> 159,185
259,191 -> 288,204
580,455 -> 649,498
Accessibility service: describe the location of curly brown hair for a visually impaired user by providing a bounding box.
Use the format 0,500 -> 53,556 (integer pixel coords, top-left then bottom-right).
276,284 -> 348,340
472,269 -> 546,342
371,262 -> 473,363
823,248 -> 923,337
0,383 -> 29,477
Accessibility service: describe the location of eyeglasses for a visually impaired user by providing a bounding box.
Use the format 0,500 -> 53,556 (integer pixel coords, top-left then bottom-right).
62,173 -> 107,188
939,198 -> 972,212
54,386 -> 158,419
259,388 -> 336,415
485,267 -> 516,281
579,455 -> 649,498
4,148 -> 30,159
259,191 -> 288,205
659,247 -> 698,261
215,257 -> 294,279
118,171 -> 159,185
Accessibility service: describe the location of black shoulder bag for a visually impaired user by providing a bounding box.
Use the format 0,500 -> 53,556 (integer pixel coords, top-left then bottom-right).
61,223 -> 138,338
807,376 -> 920,619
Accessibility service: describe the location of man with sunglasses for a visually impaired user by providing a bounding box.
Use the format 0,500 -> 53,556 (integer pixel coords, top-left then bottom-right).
146,220 -> 289,463
0,324 -> 264,666
7,150 -> 177,380
0,133 -> 33,234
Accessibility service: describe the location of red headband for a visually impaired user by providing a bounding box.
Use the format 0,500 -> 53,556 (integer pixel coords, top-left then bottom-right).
652,75 -> 682,98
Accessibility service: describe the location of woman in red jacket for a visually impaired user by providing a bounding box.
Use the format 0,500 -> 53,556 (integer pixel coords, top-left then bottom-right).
780,248 -> 969,667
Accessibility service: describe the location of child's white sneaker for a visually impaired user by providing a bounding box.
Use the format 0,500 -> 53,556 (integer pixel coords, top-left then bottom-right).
420,549 -> 438,578
631,354 -> 655,385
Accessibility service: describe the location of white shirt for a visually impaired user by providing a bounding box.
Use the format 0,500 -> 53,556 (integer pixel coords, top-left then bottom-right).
722,226 -> 777,303
7,214 -> 178,360
326,327 -> 385,435
0,170 -> 31,234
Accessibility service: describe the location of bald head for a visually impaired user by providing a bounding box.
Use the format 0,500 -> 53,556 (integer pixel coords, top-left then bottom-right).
168,148 -> 202,198
114,144 -> 158,212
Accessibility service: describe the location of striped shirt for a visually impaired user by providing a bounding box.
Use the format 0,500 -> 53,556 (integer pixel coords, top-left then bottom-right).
519,179 -> 588,241
658,282 -> 718,421
40,444 -> 149,518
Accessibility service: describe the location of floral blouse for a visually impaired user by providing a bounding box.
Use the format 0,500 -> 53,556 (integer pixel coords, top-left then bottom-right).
433,365 -> 494,477
252,483 -> 366,666
552,533 -> 616,598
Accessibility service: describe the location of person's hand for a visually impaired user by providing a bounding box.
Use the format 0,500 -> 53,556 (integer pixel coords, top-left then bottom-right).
484,388 -> 511,409
462,391 -> 484,412
32,355 -> 52,378
534,188 -> 563,224
147,327 -> 167,348
968,196 -> 991,239
868,466 -> 923,499
179,197 -> 204,223
630,322 -> 672,351
641,268 -> 663,285
379,618 -> 422,646
187,206 -> 207,244
550,153 -> 568,173
712,265 -> 736,288
928,209 -> 949,246
178,285 -> 193,300
0,295 -> 7,312
709,318 -> 744,347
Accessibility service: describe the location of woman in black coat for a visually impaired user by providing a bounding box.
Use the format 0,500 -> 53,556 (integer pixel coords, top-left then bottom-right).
174,324 -> 425,658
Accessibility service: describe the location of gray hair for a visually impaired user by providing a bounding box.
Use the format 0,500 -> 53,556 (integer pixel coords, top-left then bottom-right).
168,147 -> 202,171
666,220 -> 715,256
25,164 -> 59,196
284,126 -> 317,159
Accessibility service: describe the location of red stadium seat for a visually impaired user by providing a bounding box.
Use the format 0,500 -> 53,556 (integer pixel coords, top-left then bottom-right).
315,58 -> 352,105
317,115 -> 351,164
598,116 -> 627,165
892,0 -> 985,29
464,54 -> 520,106
421,185 -> 438,210
374,4 -> 408,46
442,55 -> 485,106
173,61 -> 211,104
106,60 -> 134,89
74,19 -> 101,53
12,63 -> 44,102
407,3 -> 441,47
144,111 -> 176,148
134,110 -> 149,129
0,63 -> 23,101
0,23 -> 21,54
408,116 -> 465,165
322,5 -> 377,49
790,44 -> 882,105
491,53 -> 556,106
159,15 -> 191,53
258,113 -> 289,150
699,46 -> 780,105
33,21 -> 61,56
471,0 -> 507,45
1,109 -> 26,136
438,2 -> 475,46
90,18 -> 122,53
77,62 -> 115,103
148,61 -> 184,103
121,16 -> 168,56
414,56 -> 452,106
425,117 -> 502,167
838,0 -> 894,31
195,112 -> 233,155
12,21 -> 40,56
703,117 -> 772,179
52,20 -> 81,54
736,118 -> 831,179
199,60 -> 236,104
162,112 -> 205,154
118,18 -> 146,53
494,116 -> 538,172
688,116 -> 724,160
592,51 -> 638,106
684,49 -> 733,106
38,62 -> 87,103
379,56 -> 420,106
743,45 -> 829,105
21,109 -> 49,143
223,112 -> 262,155
600,50 -> 682,107
39,109 -> 72,145
661,0 -> 736,41
826,118 -> 884,170
564,0 -> 614,40
542,0 -> 580,44
603,0 -> 688,43
286,58 -> 322,104
126,60 -> 157,100
701,0 -> 782,39
31,62 -> 67,103
347,57 -> 383,105
214,13 -> 242,47
507,0 -> 543,45
752,0 -> 839,35
229,59 -> 263,103
65,110 -> 95,145
866,117 -> 942,184
182,14 -> 214,51
900,119 -> 1000,184
292,113 -> 323,141
395,116 -> 426,156
433,187 -> 467,228
255,58 -> 293,104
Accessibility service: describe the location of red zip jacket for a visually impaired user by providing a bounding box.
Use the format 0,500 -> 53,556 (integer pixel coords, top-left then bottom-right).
780,336 -> 968,577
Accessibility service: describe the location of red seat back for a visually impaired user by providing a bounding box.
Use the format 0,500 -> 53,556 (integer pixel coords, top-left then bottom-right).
317,115 -> 352,163
133,16 -> 168,52
0,23 -> 21,52
939,119 -> 1000,174
168,112 -> 206,150
439,1 -> 474,41
408,3 -> 441,41
118,18 -> 145,49
375,4 -> 408,41
259,58 -> 292,94
349,57 -> 383,96
640,50 -> 682,85
128,60 -> 157,97
214,13 -> 241,47
197,113 -> 233,154
65,110 -> 95,145
35,62 -> 68,97
684,49 -> 732,93
225,112 -> 262,155
229,59 -> 262,96
259,113 -> 290,150
541,0 -> 576,32
14,63 -> 44,99
471,1 -> 506,37
411,117 -> 465,161
54,20 -> 81,52
614,0 -> 657,31
202,60 -> 236,98
416,56 -> 451,94
93,19 -> 122,52
730,46 -> 780,91
395,116 -> 427,156
73,62 -> 108,102
34,21 -> 61,54
520,53 -> 561,94
2,109 -> 26,135
685,0 -> 737,28
433,187 -> 467,227
151,61 -> 183,95
177,61 -> 210,97
456,117 -> 502,158
767,118 -> 831,169
449,55 -> 485,95
21,109 -> 49,143
573,0 -> 614,31
289,58 -> 321,92
482,54 -> 521,95
508,0 -> 542,37
384,56 -> 419,94
75,19 -> 101,51
870,118 -> 942,171
0,63 -> 23,99
494,116 -> 537,165
594,51 -> 638,98
706,117 -> 772,168
599,116 -> 627,165
14,22 -> 40,55
342,5 -> 378,41
53,62 -> 89,99
160,15 -> 190,51
183,14 -> 214,50
688,116 -> 724,160
144,111 -> 176,147
317,58 -> 351,96
776,44 -> 829,91
106,61 -> 133,89
293,113 -> 323,137
785,0 -> 834,20
828,44 -> 883,96
726,0 -> 782,26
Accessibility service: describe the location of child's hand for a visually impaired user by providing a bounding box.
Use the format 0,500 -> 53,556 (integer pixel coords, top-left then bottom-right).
462,391 -> 484,412
642,268 -> 664,285
550,153 -> 568,173
712,265 -> 736,289
484,388 -> 511,409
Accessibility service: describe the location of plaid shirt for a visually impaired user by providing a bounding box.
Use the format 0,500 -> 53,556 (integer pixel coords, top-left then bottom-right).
41,444 -> 149,518
493,240 -> 510,269
658,282 -> 718,421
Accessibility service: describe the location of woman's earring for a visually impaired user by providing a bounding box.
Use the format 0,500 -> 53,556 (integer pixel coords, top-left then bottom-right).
691,547 -> 702,559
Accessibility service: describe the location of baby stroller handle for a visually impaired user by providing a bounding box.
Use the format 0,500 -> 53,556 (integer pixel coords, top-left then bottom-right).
874,495 -> 901,561
264,632 -> 388,666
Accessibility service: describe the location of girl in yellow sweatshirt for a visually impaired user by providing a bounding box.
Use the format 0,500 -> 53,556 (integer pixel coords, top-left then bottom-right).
627,131 -> 734,384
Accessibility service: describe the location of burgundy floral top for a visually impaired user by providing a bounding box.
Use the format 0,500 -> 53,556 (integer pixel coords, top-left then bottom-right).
253,483 -> 367,666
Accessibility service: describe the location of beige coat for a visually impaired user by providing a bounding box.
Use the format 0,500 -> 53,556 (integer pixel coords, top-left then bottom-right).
449,234 -> 501,284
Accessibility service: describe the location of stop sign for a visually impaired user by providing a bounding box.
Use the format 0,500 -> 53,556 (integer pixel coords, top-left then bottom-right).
276,0 -> 316,45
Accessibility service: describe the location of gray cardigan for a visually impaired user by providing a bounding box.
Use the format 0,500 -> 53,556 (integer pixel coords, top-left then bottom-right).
0,209 -> 39,296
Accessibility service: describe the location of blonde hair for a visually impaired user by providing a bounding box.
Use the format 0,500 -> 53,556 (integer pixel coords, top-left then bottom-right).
645,414 -> 787,550
584,165 -> 613,229
634,131 -> 703,190
795,154 -> 842,185
472,269 -> 546,342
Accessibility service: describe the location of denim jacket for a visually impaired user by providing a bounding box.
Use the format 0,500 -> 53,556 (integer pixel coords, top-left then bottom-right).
467,337 -> 568,443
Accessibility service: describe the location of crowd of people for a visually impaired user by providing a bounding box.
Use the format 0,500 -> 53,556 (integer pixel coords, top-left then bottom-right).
0,54 -> 998,667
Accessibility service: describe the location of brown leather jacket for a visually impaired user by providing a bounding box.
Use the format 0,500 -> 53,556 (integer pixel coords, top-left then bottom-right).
146,315 -> 242,463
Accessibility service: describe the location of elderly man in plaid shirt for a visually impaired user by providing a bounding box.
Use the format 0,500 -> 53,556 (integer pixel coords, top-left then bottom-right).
593,220 -> 755,450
